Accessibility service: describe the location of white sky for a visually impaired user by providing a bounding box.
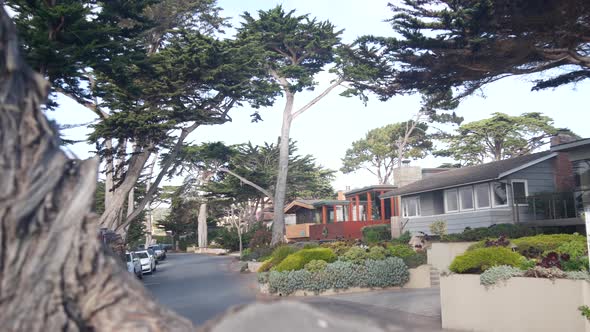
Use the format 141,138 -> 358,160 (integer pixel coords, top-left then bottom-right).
50,0 -> 590,193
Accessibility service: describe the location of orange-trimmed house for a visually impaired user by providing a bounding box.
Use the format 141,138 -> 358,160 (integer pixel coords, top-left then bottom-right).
284,185 -> 401,241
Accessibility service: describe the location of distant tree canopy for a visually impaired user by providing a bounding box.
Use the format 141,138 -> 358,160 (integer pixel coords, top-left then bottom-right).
341,121 -> 432,184
355,0 -> 590,99
435,112 -> 579,165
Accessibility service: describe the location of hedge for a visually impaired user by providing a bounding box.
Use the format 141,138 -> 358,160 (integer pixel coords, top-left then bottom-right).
273,248 -> 336,272
258,246 -> 299,272
266,257 -> 409,295
449,247 -> 523,273
441,224 -> 538,242
362,224 -> 391,244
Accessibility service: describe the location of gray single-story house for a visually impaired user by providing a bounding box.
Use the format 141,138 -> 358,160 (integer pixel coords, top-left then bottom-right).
381,138 -> 589,234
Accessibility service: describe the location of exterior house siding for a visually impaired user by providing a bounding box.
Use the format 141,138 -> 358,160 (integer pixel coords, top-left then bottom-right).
404,209 -> 514,234
504,159 -> 556,194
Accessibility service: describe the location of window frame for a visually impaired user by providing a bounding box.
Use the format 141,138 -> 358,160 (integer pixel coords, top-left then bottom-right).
511,179 -> 529,206
491,182 -> 509,207
474,183 -> 491,209
402,196 -> 421,217
444,188 -> 459,213
458,186 -> 475,211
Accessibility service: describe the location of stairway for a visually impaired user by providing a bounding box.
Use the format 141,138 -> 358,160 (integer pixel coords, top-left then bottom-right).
430,266 -> 440,288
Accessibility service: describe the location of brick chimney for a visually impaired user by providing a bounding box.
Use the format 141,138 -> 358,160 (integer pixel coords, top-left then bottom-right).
551,133 -> 576,192
337,190 -> 346,201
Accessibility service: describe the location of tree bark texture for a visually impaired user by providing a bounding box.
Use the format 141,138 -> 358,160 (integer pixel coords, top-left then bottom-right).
0,8 -> 194,330
270,92 -> 294,246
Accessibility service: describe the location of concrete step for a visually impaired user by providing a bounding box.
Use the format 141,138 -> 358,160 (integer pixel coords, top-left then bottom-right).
429,266 -> 440,288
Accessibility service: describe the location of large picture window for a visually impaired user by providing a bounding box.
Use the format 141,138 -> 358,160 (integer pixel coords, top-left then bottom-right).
403,197 -> 420,217
492,182 -> 508,206
459,186 -> 474,210
475,183 -> 491,209
444,189 -> 459,213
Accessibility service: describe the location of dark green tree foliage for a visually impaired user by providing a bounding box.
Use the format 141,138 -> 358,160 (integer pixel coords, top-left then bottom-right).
360,0 -> 590,97
341,121 -> 432,184
435,112 -> 579,165
208,141 -> 335,203
159,185 -> 199,248
6,0 -> 154,109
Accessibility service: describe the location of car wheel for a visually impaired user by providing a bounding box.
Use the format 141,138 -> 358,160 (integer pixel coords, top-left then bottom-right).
153,264 -> 157,272
137,271 -> 143,279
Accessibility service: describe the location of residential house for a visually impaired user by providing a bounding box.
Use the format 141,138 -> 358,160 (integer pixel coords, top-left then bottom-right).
381,137 -> 589,234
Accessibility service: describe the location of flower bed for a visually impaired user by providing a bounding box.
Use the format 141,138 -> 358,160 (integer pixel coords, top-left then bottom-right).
260,257 -> 409,296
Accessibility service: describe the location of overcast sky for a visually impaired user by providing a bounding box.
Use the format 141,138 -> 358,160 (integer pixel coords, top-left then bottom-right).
49,0 -> 590,192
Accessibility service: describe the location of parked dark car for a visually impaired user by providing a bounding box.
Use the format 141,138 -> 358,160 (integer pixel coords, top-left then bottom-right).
148,244 -> 166,260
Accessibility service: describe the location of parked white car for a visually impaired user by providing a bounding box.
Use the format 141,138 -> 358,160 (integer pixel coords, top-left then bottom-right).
134,250 -> 156,273
125,251 -> 142,279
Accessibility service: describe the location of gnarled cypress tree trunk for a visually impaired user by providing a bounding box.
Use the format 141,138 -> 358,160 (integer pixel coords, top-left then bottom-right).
0,6 -> 194,331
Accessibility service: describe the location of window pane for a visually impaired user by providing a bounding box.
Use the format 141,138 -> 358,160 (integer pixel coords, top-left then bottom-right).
404,197 -> 419,216
513,182 -> 527,204
492,182 -> 508,206
446,190 -> 458,212
459,187 -> 474,210
475,184 -> 490,208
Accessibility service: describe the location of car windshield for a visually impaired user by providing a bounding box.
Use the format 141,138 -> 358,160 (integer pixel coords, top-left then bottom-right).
136,252 -> 148,259
149,245 -> 161,250
125,254 -> 131,262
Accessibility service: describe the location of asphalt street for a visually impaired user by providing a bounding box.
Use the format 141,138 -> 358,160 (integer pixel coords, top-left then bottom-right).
143,253 -> 257,325
145,253 -> 447,331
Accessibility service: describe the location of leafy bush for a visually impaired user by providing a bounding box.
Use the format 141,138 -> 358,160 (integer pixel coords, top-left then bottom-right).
267,257 -> 409,295
304,259 -> 328,273
249,229 -> 272,249
429,220 -> 447,237
449,247 -> 524,273
512,234 -> 586,258
362,224 -> 391,244
367,246 -> 388,260
402,251 -> 427,268
258,245 -> 299,272
523,266 -> 566,279
579,306 -> 590,322
303,243 -> 320,249
391,231 -> 412,245
555,240 -> 588,260
340,246 -> 368,264
257,271 -> 270,284
320,241 -> 354,256
389,244 -> 415,258
441,224 -> 538,242
274,248 -> 336,272
241,246 -> 273,262
480,265 -> 523,286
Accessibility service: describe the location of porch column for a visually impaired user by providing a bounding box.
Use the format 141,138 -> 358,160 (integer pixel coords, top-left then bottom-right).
367,192 -> 372,221
390,197 -> 395,217
322,205 -> 327,224
348,201 -> 353,221
333,205 -> 338,223
380,191 -> 385,221
355,195 -> 360,221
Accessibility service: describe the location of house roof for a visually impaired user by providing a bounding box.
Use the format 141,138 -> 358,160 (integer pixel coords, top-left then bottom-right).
380,151 -> 556,198
550,138 -> 590,152
344,184 -> 398,196
284,199 -> 351,213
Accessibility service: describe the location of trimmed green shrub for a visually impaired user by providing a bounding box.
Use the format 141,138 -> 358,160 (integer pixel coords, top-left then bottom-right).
362,224 -> 391,244
320,241 -> 354,256
258,245 -> 299,272
367,246 -> 387,260
274,248 -> 336,272
512,234 -> 586,258
267,257 -> 409,295
304,259 -> 328,273
389,245 -> 415,258
340,246 -> 368,264
555,240 -> 588,259
441,224 -> 538,242
479,265 -> 523,286
402,251 -> 427,268
449,247 -> 524,273
391,231 -> 411,245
